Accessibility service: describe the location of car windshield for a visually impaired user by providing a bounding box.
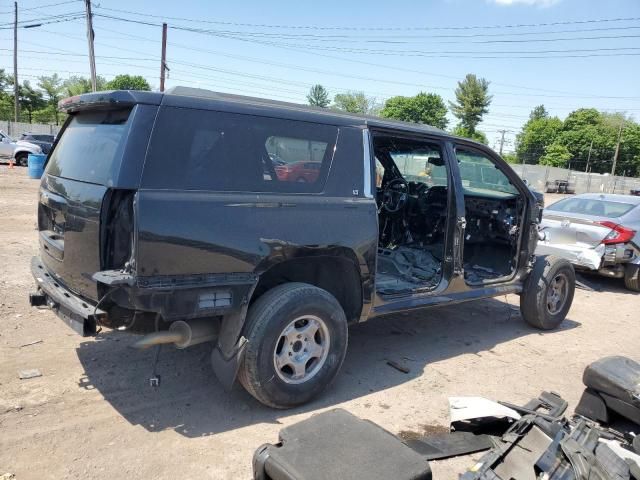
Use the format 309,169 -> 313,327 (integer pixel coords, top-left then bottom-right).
390,151 -> 447,186
546,197 -> 636,218
24,134 -> 54,142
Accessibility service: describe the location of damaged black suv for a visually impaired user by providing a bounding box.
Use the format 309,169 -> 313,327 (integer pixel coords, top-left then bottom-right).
30,87 -> 575,408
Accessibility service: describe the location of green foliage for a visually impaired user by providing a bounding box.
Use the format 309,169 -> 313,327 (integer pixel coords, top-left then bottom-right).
379,92 -> 448,129
307,84 -> 330,108
38,74 -> 64,125
453,124 -> 489,145
105,75 -> 151,91
529,105 -> 548,121
449,74 -> 492,134
539,143 -> 571,167
516,115 -> 563,164
18,81 -> 46,123
502,152 -> 518,164
333,91 -> 378,115
62,75 -> 107,97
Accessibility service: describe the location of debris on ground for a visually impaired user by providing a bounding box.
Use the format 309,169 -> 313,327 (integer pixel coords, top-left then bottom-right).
18,369 -> 42,380
387,359 -> 411,374
19,340 -> 43,348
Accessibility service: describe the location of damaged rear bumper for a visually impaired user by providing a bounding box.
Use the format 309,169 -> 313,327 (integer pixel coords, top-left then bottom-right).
536,240 -> 640,274
30,256 -> 105,336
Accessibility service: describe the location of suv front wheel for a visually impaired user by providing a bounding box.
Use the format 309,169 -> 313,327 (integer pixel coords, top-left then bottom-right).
520,255 -> 575,330
238,282 -> 348,408
15,152 -> 29,167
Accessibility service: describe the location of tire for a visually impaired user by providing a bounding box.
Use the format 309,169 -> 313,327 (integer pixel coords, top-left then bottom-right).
15,152 -> 28,167
624,264 -> 640,292
520,255 -> 575,330
238,282 -> 348,409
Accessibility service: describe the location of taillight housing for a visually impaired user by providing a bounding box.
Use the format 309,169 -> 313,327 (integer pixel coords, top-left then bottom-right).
598,221 -> 636,245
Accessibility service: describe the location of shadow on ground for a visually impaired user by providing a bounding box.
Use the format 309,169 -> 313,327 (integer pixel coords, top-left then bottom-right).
576,272 -> 639,296
76,297 -> 580,438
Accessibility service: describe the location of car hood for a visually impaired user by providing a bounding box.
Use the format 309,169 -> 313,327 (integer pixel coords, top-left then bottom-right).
15,140 -> 42,150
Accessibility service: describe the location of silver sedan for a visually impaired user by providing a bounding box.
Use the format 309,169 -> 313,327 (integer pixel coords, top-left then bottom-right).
536,193 -> 640,291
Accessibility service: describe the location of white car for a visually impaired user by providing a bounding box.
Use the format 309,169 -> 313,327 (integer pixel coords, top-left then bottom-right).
0,130 -> 42,166
537,193 -> 640,291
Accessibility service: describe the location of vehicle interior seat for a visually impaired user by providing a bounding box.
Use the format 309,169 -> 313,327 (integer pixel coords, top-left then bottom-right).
576,356 -> 640,425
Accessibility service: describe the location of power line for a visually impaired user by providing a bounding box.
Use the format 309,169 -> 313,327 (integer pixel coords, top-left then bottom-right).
91,7 -> 640,32
0,1 -> 79,15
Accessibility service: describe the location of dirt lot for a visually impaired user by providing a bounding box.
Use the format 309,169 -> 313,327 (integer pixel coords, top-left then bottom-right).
0,166 -> 638,480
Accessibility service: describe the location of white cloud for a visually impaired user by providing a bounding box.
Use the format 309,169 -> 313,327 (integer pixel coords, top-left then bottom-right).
491,0 -> 561,6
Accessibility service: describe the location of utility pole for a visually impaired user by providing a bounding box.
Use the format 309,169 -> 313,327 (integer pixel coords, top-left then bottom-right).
160,23 -> 167,92
585,139 -> 593,173
13,1 -> 18,122
84,0 -> 97,91
611,120 -> 624,175
497,129 -> 508,156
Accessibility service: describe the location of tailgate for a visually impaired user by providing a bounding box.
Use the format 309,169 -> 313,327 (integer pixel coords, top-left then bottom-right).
37,108 -> 134,301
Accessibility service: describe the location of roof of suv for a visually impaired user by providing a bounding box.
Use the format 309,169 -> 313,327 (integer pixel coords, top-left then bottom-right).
59,87 -> 472,143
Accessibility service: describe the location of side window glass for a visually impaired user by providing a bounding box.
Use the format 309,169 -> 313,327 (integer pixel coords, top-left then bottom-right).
142,108 -> 338,193
455,148 -> 518,195
265,136 -> 328,184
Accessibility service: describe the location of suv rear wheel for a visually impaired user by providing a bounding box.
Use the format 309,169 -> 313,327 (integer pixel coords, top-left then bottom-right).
520,255 -> 575,330
238,282 -> 348,408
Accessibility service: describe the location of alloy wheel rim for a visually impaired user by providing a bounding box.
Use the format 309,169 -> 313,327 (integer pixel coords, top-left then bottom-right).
546,273 -> 568,315
273,315 -> 330,385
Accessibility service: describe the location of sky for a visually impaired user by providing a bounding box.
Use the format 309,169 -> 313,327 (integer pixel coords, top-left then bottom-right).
1,0 -> 639,151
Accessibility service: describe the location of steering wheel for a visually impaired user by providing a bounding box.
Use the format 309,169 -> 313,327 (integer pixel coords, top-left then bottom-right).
382,177 -> 409,214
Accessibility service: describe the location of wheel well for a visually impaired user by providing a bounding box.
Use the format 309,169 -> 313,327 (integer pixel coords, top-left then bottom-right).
252,256 -> 363,323
15,151 -> 28,158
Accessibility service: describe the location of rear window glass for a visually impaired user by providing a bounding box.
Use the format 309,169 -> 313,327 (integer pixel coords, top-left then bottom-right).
546,197 -> 636,218
142,107 -> 337,193
45,109 -> 130,185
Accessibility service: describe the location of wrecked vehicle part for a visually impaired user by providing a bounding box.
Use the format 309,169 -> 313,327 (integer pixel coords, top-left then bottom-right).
449,396 -> 521,425
252,409 -> 432,480
536,241 -> 606,271
576,356 -> 640,427
404,431 -> 495,461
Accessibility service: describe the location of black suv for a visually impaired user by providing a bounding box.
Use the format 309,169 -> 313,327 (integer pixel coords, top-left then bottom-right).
29,88 -> 575,408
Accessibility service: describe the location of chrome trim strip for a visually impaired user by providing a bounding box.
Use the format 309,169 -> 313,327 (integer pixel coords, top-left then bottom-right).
362,129 -> 373,198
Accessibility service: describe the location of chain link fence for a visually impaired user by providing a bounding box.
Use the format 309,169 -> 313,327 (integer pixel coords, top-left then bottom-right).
510,163 -> 640,195
0,120 -> 61,138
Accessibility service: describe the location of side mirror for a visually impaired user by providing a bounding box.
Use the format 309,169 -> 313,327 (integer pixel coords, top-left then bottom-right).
1,137 -> 9,144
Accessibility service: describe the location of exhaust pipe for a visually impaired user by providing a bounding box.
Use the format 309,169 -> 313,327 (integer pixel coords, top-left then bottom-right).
133,318 -> 220,350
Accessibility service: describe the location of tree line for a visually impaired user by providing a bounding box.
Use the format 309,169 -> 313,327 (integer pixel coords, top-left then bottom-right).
307,74 -> 491,144
0,71 -> 150,125
308,77 -> 639,177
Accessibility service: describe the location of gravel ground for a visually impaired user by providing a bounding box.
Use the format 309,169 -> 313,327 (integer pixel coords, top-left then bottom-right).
0,166 -> 638,479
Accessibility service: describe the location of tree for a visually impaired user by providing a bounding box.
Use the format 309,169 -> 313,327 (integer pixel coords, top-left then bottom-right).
515,115 -> 563,164
502,152 -> 518,164
539,143 -> 571,167
449,74 -> 492,135
38,74 -> 64,124
18,81 -> 45,123
307,84 -> 330,108
529,105 -> 548,122
380,92 -> 448,129
333,91 -> 379,115
452,124 -> 488,145
105,74 -> 151,91
62,75 -> 107,96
